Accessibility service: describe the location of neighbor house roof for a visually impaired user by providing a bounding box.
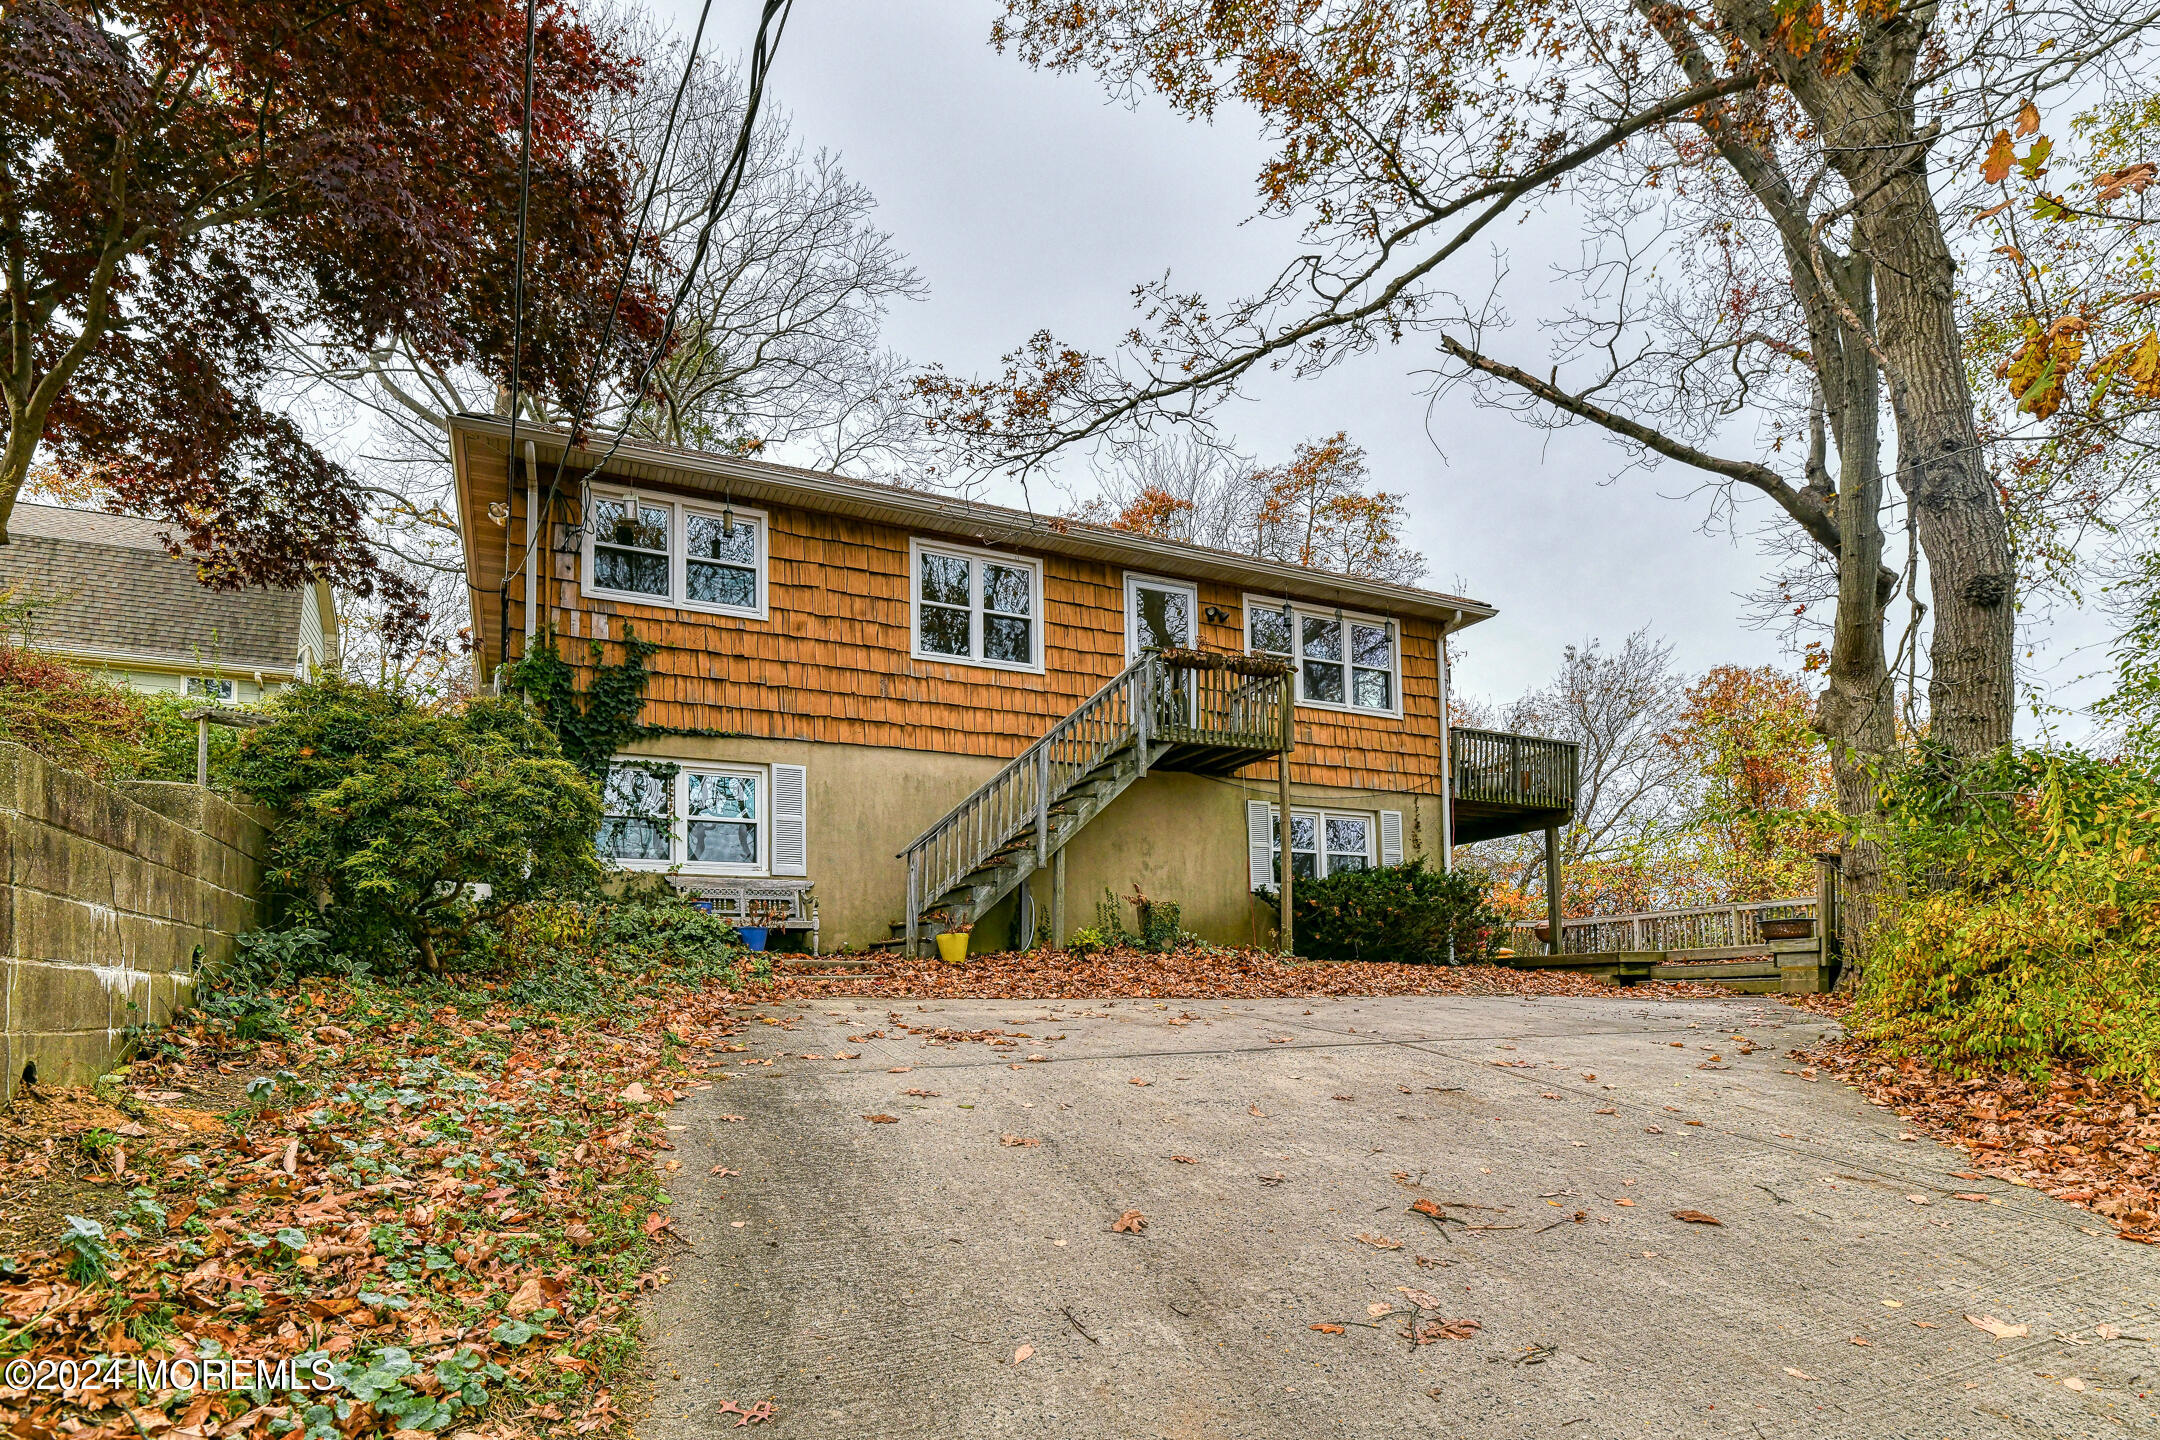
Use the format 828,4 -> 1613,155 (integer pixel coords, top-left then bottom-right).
0,504 -> 307,673
450,415 -> 1497,631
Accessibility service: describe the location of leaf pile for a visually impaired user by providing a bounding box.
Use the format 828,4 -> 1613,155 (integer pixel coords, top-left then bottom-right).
755,946 -> 1730,1001
0,971 -> 746,1439
1798,1039 -> 2160,1243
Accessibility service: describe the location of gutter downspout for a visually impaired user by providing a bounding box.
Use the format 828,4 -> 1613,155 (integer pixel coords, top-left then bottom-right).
1438,612 -> 1456,873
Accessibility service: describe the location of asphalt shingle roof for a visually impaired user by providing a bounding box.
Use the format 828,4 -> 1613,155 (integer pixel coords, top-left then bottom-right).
0,504 -> 304,672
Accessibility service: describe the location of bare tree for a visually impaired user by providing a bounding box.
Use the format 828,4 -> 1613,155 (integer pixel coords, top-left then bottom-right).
1458,631 -> 1696,899
280,10 -> 926,677
1074,431 -> 1428,583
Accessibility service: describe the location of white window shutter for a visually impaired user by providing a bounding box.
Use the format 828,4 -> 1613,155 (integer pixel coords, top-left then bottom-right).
771,764 -> 808,876
1379,809 -> 1405,866
1247,800 -> 1275,891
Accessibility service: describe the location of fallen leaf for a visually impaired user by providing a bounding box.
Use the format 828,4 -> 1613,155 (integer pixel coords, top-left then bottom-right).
619,1082 -> 650,1104
1905,1194 -> 1931,1206
1332,1094 -> 1356,1101
864,1114 -> 900,1124
1784,1366 -> 1816,1381
1013,1344 -> 1033,1364
888,1067 -> 912,1073
1967,1314 -> 2029,1339
731,1221 -> 747,1228
1354,1232 -> 1404,1250
1129,1078 -> 1151,1086
1249,1105 -> 1268,1118
903,1089 -> 940,1097
1951,1193 -> 1991,1203
1671,1210 -> 1722,1226
1595,1107 -> 1617,1115
717,1114 -> 744,1123
1368,1302 -> 1394,1317
643,1213 -> 674,1237
834,1051 -> 861,1059
1850,1336 -> 1873,1346
1170,1154 -> 1197,1164
1000,1135 -> 1041,1147
1310,1323 -> 1346,1334
1612,1198 -> 1636,1207
1396,1286 -> 1444,1309
1027,1055 -> 1048,1063
2096,1324 -> 2123,1340
2063,1377 -> 2086,1391
1112,1210 -> 1147,1234
507,1277 -> 549,1316
709,1165 -> 739,1176
1409,1198 -> 1444,1218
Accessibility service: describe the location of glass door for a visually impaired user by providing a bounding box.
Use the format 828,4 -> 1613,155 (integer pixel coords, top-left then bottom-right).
1125,574 -> 1197,730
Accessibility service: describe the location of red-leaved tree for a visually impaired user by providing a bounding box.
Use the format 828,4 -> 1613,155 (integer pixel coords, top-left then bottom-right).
1,0 -> 661,642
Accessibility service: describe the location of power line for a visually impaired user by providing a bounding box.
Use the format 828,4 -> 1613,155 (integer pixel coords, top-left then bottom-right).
498,0 -> 798,673
499,0 -> 541,677
497,0 -> 722,653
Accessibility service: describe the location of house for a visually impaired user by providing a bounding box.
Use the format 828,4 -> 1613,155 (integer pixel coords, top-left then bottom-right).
0,504 -> 338,703
449,416 -> 1575,953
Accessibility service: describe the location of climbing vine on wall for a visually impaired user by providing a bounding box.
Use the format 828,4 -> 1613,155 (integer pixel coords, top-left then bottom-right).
501,625 -> 660,784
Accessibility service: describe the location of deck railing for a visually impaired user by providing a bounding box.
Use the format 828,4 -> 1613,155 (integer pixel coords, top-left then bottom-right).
1508,897 -> 1815,956
900,652 -> 1291,951
1451,726 -> 1579,812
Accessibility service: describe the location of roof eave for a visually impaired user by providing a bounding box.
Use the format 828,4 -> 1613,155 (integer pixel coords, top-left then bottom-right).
449,415 -> 1497,631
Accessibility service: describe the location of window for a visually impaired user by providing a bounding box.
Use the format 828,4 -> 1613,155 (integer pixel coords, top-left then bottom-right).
1245,596 -> 1399,715
1247,802 -> 1402,891
1268,808 -> 1372,883
582,487 -> 767,617
598,765 -> 672,861
909,540 -> 1042,672
597,760 -> 808,876
186,677 -> 236,701
1125,573 -> 1195,657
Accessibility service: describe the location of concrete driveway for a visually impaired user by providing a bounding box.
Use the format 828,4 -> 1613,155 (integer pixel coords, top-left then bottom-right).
638,993 -> 2158,1439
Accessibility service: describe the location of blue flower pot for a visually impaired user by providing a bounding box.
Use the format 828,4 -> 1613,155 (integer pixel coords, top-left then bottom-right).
737,927 -> 770,951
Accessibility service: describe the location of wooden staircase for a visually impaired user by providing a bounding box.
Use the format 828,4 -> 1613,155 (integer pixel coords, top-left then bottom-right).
895,652 -> 1290,955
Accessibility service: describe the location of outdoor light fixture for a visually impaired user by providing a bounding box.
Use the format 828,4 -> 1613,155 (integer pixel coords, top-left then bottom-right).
1204,604 -> 1229,624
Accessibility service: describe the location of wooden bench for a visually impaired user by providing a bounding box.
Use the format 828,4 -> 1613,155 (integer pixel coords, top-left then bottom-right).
663,877 -> 820,955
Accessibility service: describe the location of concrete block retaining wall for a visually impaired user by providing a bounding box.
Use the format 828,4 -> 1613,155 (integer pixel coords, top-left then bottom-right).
0,743 -> 266,1103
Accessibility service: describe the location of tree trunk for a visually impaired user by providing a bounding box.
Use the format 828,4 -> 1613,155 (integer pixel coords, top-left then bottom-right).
1856,174 -> 2017,756
1812,267 -> 1897,959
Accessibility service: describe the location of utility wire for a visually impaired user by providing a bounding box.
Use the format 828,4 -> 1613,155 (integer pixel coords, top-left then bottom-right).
501,0 -> 721,607
498,0 -> 796,668
499,0 -> 541,677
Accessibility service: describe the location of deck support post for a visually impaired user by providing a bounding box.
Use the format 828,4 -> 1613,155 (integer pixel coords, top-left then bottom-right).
196,716 -> 211,788
1052,847 -> 1067,948
1544,825 -> 1562,956
905,853 -> 920,960
1278,675 -> 1295,957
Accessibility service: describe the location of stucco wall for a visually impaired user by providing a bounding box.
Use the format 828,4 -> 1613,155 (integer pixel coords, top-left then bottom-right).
0,745 -> 266,1103
616,734 -> 1446,951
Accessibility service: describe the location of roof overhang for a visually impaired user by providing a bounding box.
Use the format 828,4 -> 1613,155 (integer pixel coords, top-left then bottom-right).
450,415 -> 1497,635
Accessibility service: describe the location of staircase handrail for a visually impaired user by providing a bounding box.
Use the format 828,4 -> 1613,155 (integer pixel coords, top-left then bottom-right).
901,654 -> 1161,947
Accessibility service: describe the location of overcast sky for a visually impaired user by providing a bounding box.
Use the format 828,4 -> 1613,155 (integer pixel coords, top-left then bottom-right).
652,1 -> 2107,719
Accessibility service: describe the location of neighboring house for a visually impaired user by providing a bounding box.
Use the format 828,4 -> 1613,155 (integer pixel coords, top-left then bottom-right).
450,416 -> 1575,953
0,504 -> 337,703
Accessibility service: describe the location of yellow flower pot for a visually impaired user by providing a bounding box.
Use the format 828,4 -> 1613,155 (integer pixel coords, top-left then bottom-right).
935,932 -> 970,965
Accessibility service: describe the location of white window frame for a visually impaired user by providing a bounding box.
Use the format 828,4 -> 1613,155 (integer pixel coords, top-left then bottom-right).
186,676 -> 237,701
581,484 -> 770,621
1268,805 -> 1377,883
1123,572 -> 1198,659
908,538 -> 1046,675
1241,593 -> 1403,719
599,760 -> 769,877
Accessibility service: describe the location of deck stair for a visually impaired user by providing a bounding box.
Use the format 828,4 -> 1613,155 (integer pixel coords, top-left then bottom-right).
896,651 -> 1290,955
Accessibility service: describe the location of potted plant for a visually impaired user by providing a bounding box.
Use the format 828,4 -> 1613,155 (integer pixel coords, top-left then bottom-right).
936,921 -> 972,965
737,899 -> 780,952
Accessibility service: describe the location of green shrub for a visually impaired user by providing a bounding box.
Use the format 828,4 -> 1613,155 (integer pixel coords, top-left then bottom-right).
1854,747 -> 2160,1094
488,879 -> 764,1015
0,631 -> 149,780
236,677 -> 602,977
1065,924 -> 1115,958
1258,859 -> 1504,965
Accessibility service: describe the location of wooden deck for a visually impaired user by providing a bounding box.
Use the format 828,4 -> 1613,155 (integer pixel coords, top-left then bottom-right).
1450,726 -> 1577,843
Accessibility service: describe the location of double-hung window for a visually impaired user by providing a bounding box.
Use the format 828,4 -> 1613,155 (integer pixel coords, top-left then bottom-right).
910,540 -> 1043,672
1244,597 -> 1398,715
584,486 -> 768,618
596,760 -> 808,876
1246,803 -> 1404,889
